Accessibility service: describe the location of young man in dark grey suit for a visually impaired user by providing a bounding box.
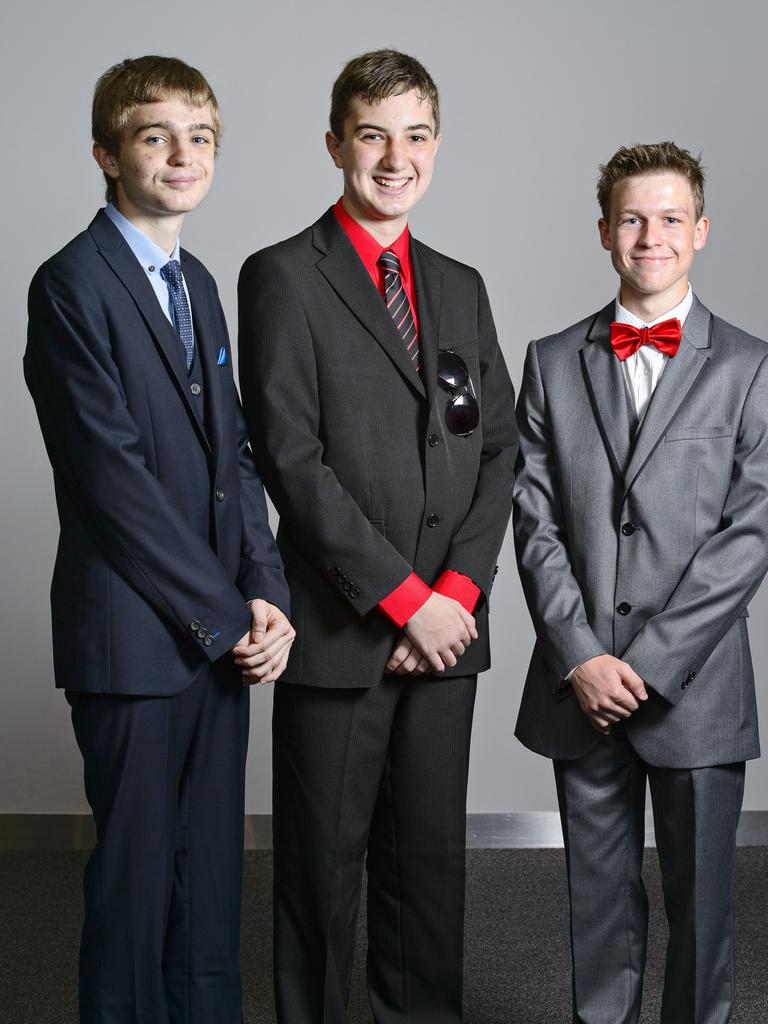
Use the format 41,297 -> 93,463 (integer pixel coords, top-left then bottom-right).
514,142 -> 768,1023
25,56 -> 293,1023
238,49 -> 518,1024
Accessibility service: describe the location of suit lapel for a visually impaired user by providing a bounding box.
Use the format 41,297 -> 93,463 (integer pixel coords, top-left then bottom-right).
313,211 -> 426,399
182,253 -> 225,463
623,297 -> 712,491
89,212 -> 212,455
581,303 -> 633,481
410,239 -> 442,409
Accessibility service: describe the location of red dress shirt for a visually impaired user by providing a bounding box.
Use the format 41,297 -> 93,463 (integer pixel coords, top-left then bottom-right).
333,198 -> 481,627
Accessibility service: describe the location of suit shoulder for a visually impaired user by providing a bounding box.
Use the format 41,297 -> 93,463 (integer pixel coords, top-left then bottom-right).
711,313 -> 768,363
29,229 -> 108,314
33,226 -> 99,282
240,225 -> 315,276
412,239 -> 481,282
532,311 -> 602,354
178,247 -> 213,280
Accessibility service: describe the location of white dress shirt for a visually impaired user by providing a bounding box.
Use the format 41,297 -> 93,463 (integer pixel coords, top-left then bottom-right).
614,284 -> 693,421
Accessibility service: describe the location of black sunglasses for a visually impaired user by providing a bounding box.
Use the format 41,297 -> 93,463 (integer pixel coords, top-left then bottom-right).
438,349 -> 479,436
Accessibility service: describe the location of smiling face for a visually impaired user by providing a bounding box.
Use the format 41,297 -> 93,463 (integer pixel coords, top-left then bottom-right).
598,172 -> 709,318
93,93 -> 216,234
325,89 -> 441,243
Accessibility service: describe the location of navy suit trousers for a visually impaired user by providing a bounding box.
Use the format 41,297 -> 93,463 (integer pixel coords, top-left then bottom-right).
67,659 -> 249,1024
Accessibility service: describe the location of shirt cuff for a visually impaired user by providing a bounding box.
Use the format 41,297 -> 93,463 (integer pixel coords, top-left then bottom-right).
432,570 -> 481,614
378,572 -> 432,628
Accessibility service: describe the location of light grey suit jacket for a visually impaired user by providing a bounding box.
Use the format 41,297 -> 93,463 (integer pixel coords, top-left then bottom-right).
513,296 -> 768,768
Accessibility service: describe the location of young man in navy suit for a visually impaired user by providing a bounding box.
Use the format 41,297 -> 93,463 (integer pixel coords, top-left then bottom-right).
25,56 -> 293,1023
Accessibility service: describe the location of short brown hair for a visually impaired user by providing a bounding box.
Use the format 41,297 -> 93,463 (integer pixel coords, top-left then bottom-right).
330,49 -> 440,140
597,142 -> 705,221
92,55 -> 221,202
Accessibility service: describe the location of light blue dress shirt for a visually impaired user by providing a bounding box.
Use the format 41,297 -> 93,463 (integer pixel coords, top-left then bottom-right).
104,203 -> 195,347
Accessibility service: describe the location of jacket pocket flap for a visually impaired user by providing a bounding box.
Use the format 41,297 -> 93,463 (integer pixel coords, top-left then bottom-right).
665,425 -> 732,441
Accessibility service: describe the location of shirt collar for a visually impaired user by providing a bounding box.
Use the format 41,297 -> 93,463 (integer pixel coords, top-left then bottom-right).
105,202 -> 181,276
615,283 -> 693,329
333,197 -> 412,281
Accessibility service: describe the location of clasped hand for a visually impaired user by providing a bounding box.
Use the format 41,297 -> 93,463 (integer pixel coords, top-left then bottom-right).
386,591 -> 478,676
570,654 -> 648,735
231,599 -> 296,685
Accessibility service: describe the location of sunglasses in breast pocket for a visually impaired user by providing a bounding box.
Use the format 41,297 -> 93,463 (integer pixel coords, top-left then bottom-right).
438,349 -> 479,436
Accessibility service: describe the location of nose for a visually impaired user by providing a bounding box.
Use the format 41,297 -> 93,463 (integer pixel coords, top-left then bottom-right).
381,136 -> 408,172
169,137 -> 193,165
638,219 -> 662,247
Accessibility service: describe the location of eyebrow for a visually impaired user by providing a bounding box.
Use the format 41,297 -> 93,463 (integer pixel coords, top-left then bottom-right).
355,122 -> 434,135
617,206 -> 689,216
133,120 -> 216,136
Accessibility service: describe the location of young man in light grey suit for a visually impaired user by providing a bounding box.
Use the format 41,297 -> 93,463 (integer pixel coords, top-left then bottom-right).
513,142 -> 768,1024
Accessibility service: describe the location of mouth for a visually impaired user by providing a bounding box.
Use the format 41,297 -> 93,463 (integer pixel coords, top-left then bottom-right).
632,256 -> 674,267
164,177 -> 199,189
372,176 -> 411,193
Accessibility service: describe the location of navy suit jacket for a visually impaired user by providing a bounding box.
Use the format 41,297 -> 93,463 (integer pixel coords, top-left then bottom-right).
25,210 -> 289,696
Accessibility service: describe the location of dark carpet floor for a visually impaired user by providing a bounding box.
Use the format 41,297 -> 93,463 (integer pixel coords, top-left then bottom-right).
1,848 -> 766,1023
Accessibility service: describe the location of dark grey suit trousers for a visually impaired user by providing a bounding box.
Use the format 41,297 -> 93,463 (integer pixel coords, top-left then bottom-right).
555,728 -> 744,1024
272,674 -> 477,1024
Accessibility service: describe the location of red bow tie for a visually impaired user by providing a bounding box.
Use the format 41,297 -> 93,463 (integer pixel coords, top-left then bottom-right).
609,318 -> 682,361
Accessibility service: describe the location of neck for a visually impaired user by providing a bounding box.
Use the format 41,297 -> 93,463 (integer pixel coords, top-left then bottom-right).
341,195 -> 407,247
618,280 -> 689,323
113,198 -> 183,255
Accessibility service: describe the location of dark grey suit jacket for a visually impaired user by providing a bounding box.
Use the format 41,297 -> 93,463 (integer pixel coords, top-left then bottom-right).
238,208 -> 518,687
514,296 -> 768,767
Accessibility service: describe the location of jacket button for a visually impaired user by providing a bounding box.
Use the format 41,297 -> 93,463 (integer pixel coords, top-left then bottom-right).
190,620 -> 200,632
331,566 -> 341,577
426,513 -> 440,528
190,382 -> 201,395
197,628 -> 208,639
617,602 -> 632,616
215,487 -> 225,502
682,670 -> 696,688
621,522 -> 636,536
203,635 -> 214,647
428,434 -> 440,447
350,586 -> 360,598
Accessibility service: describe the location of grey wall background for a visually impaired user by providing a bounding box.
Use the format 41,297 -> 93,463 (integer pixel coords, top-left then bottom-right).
2,0 -> 766,814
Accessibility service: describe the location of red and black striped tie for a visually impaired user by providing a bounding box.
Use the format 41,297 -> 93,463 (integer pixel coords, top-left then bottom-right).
377,250 -> 421,375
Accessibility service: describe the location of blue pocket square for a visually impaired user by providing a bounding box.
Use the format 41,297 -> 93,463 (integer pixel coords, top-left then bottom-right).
217,346 -> 227,366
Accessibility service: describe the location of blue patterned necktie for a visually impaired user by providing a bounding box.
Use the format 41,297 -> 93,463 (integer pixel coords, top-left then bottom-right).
161,259 -> 195,371
377,250 -> 421,375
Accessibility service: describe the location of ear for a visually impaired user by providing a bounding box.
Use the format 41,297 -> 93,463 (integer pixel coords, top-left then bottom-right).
325,130 -> 344,169
693,215 -> 710,252
93,143 -> 120,180
598,217 -> 612,252
433,132 -> 442,157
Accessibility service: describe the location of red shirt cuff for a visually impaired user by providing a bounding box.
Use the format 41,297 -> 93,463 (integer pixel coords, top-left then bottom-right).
378,572 -> 432,628
432,570 -> 481,614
